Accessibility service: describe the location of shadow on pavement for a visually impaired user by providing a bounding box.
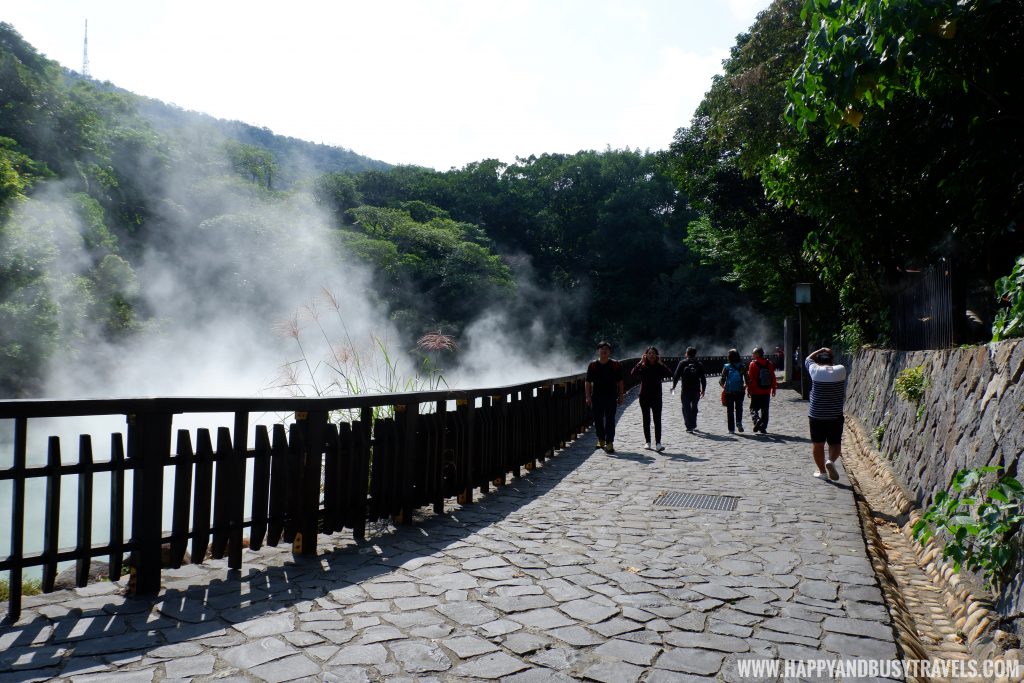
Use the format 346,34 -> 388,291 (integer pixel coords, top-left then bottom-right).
691,431 -> 737,442
602,450 -> 657,464
662,452 -> 707,462
0,417 -> 607,675
741,433 -> 814,444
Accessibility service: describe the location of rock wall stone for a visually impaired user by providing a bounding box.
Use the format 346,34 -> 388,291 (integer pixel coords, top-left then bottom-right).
846,340 -> 1024,630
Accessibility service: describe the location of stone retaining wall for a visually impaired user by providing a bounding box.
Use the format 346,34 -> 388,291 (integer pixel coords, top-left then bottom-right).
845,341 -> 1024,633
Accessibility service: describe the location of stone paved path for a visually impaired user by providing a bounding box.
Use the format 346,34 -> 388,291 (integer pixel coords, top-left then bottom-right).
1,389 -> 899,682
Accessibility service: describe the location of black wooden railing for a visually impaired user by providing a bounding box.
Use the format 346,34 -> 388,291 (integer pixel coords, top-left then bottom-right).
0,353 -> 762,621
0,366 -> 638,621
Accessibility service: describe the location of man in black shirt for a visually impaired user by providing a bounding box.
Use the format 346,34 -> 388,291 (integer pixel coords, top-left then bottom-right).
671,346 -> 706,432
585,341 -> 624,453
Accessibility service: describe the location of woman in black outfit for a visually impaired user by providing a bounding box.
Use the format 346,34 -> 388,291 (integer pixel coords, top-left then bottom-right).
630,347 -> 673,451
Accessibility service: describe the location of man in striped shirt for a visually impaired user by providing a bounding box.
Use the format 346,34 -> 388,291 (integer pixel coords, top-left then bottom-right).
805,347 -> 848,480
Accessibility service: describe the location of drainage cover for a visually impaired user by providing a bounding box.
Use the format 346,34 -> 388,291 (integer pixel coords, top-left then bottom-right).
654,491 -> 738,511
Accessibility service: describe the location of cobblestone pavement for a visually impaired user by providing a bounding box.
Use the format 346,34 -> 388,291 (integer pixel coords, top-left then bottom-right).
1,389 -> 899,682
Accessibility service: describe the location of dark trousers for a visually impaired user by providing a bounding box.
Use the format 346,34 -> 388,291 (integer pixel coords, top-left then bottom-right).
639,396 -> 662,444
724,392 -> 744,431
592,398 -> 617,444
750,394 -> 771,431
681,390 -> 700,430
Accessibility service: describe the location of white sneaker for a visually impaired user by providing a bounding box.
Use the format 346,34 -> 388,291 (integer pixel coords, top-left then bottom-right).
655,443 -> 665,452
644,442 -> 652,450
825,460 -> 840,481
813,471 -> 825,479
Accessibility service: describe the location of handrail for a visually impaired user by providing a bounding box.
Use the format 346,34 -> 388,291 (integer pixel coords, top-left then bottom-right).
0,352 -> 781,418
0,370 -> 591,419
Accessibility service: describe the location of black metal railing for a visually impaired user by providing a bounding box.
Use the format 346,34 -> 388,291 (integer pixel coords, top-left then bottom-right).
891,259 -> 955,350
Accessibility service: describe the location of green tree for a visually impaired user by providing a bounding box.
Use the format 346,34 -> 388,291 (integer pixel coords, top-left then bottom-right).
342,205 -> 515,330
777,0 -> 1024,340
224,140 -> 278,189
662,0 -> 833,332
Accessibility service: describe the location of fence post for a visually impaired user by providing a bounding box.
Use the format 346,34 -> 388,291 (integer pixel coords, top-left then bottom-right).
395,403 -> 419,525
127,411 -> 173,595
296,410 -> 327,557
228,411 -> 249,570
491,394 -> 506,487
457,398 -> 474,505
75,435 -> 94,587
538,385 -> 553,460
352,407 -> 373,542
7,417 -> 27,620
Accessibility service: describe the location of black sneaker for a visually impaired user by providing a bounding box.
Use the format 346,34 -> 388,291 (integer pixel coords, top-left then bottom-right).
737,425 -> 745,433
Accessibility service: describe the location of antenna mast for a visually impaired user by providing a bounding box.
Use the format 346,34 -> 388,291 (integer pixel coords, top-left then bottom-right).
82,19 -> 90,77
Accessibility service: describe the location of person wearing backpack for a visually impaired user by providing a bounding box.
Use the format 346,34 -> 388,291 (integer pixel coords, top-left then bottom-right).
585,341 -> 624,454
719,349 -> 747,433
747,346 -> 778,434
630,346 -> 673,451
671,346 -> 706,433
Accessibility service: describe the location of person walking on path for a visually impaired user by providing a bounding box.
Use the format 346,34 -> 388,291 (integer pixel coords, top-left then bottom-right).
805,347 -> 848,480
671,346 -> 706,433
747,346 -> 778,434
719,349 -> 747,433
630,347 -> 672,451
585,341 -> 624,454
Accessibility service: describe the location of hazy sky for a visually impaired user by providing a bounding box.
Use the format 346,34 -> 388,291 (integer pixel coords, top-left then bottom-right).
3,0 -> 772,170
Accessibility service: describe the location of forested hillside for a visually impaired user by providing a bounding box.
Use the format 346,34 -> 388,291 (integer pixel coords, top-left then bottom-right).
0,22 -> 750,398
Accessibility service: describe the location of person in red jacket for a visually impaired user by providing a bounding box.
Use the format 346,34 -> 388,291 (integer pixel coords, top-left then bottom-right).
747,346 -> 778,434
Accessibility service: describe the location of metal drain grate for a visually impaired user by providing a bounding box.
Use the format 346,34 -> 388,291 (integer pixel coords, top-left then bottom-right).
653,491 -> 738,511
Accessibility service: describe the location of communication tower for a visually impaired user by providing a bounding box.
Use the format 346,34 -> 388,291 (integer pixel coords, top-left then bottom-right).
82,19 -> 90,77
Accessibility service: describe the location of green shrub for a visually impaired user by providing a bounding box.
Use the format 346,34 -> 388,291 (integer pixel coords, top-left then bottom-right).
895,366 -> 927,404
872,422 -> 885,449
912,466 -> 1024,589
0,576 -> 42,600
993,255 -> 1024,342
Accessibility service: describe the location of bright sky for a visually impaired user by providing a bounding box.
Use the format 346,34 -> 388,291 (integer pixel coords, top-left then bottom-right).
2,0 -> 772,170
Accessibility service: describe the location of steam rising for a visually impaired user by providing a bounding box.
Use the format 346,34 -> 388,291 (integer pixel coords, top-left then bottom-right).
2,182 -> 780,400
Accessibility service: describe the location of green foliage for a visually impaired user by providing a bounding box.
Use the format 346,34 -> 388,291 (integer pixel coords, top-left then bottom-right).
342,204 -> 514,330
787,0 -> 1003,136
313,172 -> 363,224
225,140 -> 277,189
839,321 -> 865,354
664,0 -> 1024,345
661,0 -> 838,331
912,467 -> 1024,589
776,0 -> 1024,338
0,576 -> 42,600
872,422 -> 885,449
0,188 -> 139,394
894,366 -> 927,404
993,255 -> 1024,342
0,136 -> 49,213
332,149 -> 750,350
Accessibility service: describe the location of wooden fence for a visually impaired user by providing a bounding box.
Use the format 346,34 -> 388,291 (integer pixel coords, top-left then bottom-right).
0,366 -> 642,621
0,354 -> 759,621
